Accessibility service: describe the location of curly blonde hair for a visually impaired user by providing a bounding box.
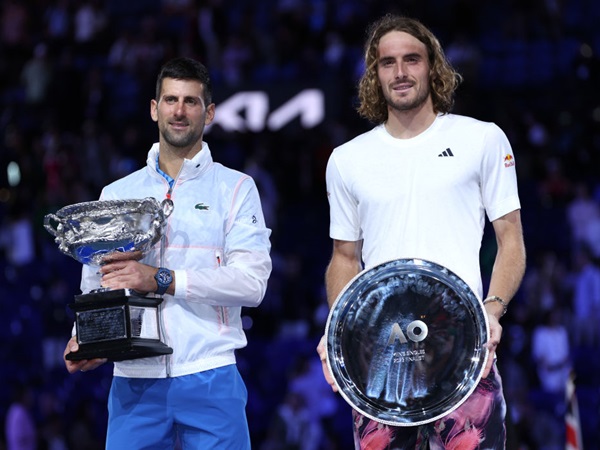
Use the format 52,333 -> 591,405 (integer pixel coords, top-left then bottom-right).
357,15 -> 462,123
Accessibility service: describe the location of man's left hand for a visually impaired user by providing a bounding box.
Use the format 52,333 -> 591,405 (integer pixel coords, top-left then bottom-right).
99,252 -> 157,294
482,313 -> 502,378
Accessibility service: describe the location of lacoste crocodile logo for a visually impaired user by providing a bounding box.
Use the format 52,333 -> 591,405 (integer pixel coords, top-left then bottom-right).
195,203 -> 210,211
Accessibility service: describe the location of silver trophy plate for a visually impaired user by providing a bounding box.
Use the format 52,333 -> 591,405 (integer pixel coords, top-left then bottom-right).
325,258 -> 489,427
44,197 -> 168,266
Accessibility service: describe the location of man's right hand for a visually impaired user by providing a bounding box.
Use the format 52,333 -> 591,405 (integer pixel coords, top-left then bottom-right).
63,336 -> 107,374
317,335 -> 338,392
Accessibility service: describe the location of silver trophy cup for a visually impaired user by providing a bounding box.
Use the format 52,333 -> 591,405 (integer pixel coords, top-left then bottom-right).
44,197 -> 174,361
325,258 -> 489,426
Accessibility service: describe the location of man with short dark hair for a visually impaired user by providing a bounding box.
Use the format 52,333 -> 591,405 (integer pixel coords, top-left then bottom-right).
64,57 -> 272,449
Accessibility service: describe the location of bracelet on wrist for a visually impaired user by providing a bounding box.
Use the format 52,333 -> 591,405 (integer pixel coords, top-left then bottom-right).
483,295 -> 508,317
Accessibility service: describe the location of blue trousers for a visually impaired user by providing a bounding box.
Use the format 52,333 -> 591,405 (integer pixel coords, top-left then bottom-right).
106,365 -> 250,450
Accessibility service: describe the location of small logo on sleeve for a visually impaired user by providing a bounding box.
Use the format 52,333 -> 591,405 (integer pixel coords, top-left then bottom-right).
504,154 -> 515,167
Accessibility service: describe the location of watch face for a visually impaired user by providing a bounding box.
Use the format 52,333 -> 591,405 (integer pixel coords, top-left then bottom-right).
156,269 -> 172,286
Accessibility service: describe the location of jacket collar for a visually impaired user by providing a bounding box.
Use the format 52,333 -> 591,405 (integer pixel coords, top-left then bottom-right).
146,142 -> 214,181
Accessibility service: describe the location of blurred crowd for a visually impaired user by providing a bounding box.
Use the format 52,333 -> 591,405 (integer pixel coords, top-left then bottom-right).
1,0 -> 600,449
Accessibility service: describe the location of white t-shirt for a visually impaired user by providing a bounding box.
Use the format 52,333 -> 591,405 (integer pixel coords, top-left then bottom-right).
326,113 -> 520,297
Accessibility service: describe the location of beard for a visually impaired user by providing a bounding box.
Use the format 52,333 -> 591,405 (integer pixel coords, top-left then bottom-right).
385,83 -> 430,113
159,123 -> 203,149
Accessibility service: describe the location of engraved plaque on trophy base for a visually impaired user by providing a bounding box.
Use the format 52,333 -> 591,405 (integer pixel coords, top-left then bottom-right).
66,288 -> 173,362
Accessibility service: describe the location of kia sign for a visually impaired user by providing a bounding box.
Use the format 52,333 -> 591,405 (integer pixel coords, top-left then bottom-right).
208,84 -> 340,133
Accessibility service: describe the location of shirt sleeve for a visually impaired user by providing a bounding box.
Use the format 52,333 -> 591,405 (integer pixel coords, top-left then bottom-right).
326,152 -> 362,241
480,123 -> 521,222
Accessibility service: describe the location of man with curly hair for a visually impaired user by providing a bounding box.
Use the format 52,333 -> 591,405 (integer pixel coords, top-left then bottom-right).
317,14 -> 526,449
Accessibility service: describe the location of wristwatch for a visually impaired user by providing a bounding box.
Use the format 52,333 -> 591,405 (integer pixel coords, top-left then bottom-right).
154,267 -> 173,296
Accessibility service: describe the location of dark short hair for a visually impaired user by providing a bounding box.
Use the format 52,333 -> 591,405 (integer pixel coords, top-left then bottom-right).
155,57 -> 212,105
357,14 -> 462,123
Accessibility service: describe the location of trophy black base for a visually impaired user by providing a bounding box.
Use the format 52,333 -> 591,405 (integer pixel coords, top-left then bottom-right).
65,338 -> 174,362
68,288 -> 173,362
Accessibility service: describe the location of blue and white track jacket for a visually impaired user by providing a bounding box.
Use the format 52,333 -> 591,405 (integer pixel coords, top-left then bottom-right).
80,142 -> 272,378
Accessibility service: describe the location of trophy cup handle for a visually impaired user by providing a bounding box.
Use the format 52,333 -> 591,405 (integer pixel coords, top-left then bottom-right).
150,198 -> 173,239
43,213 -> 62,237
160,198 -> 174,218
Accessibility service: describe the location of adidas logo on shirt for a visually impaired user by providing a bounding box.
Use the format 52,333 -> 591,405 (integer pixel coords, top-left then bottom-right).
438,148 -> 454,157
